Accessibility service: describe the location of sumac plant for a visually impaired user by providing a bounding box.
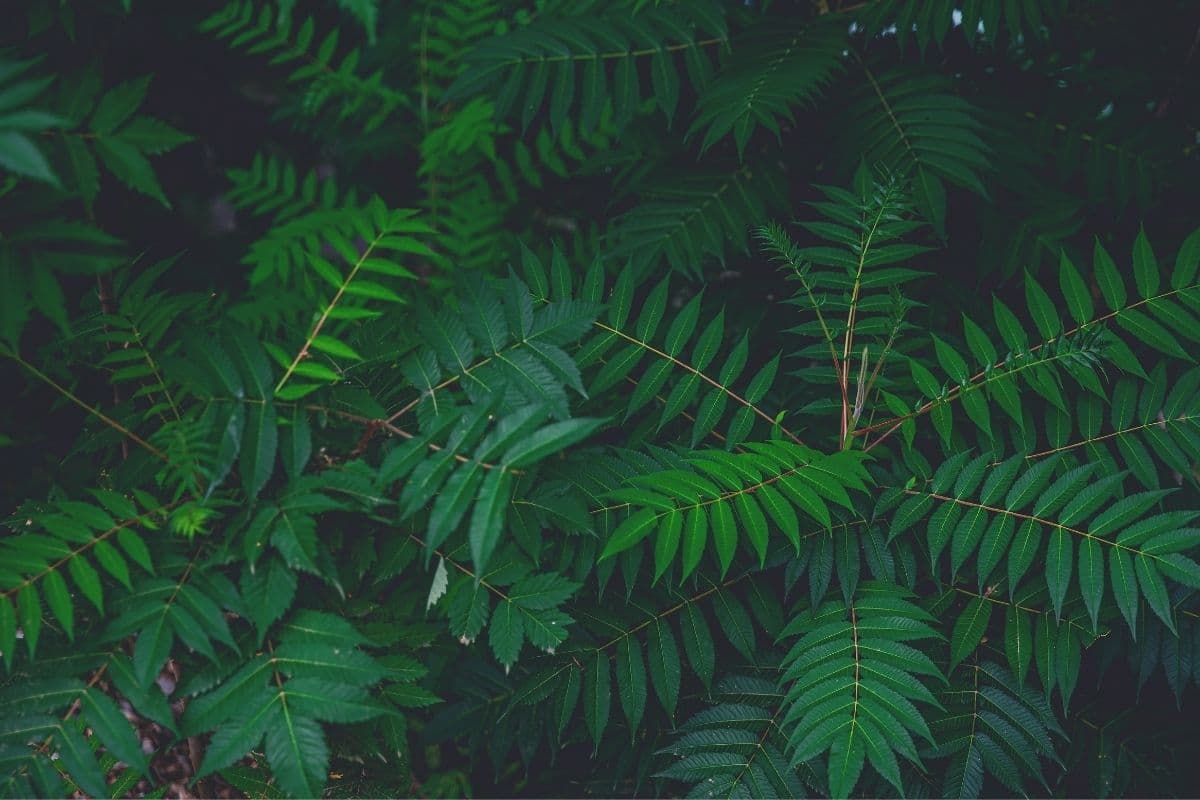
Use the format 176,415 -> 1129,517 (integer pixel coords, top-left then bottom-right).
2,0 -> 1200,797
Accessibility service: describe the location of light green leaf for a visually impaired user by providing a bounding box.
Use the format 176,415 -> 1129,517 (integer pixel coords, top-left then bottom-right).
310,334 -> 362,361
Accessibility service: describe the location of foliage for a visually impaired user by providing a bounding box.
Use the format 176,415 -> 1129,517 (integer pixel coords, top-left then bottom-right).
2,0 -> 1199,797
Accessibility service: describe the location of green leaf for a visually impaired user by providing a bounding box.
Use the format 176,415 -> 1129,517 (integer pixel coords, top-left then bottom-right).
950,596 -> 992,670
133,611 -> 172,687
1044,528 -> 1073,621
0,130 -> 60,186
242,556 -> 298,640
653,508 -> 683,583
1024,272 -> 1061,339
509,572 -> 578,610
647,618 -> 681,718
55,723 -> 107,799
681,505 -> 707,581
280,405 -> 312,480
1134,554 -> 1175,634
264,706 -> 329,798
1058,252 -> 1094,325
310,334 -> 362,361
828,727 -> 866,799
68,555 -> 103,613
556,667 -> 582,737
914,167 -> 947,237
90,75 -> 151,134
1132,226 -> 1159,299
240,401 -> 278,500
82,687 -> 149,774
711,500 -> 736,577
664,292 -> 703,356
584,649 -> 611,749
1093,239 -> 1126,311
468,468 -> 513,572
15,584 -> 39,657
758,483 -> 799,552
910,358 -> 942,398
427,465 -> 485,552
42,569 -> 74,640
681,602 -> 715,689
0,598 -> 13,670
637,278 -> 670,342
502,418 -> 605,467
117,529 -> 153,573
963,315 -> 998,367
602,508 -> 659,561
489,600 -> 524,668
1115,309 -> 1190,358
95,137 -> 169,206
1171,226 -> 1200,290
197,695 -> 274,778
1005,605 -> 1033,683
1078,538 -> 1104,630
933,336 -> 968,384
616,636 -> 647,731
1109,547 -> 1138,638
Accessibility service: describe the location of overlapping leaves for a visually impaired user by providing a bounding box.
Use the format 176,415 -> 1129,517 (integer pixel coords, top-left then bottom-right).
890,450 -> 1200,639
658,675 -> 804,798
778,583 -> 944,798
601,443 -> 870,581
184,610 -> 391,798
579,262 -> 786,447
445,1 -> 727,132
199,0 -> 405,131
0,493 -> 164,666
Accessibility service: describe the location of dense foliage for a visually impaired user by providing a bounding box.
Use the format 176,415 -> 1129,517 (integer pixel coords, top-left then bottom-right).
2,0 -> 1200,797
